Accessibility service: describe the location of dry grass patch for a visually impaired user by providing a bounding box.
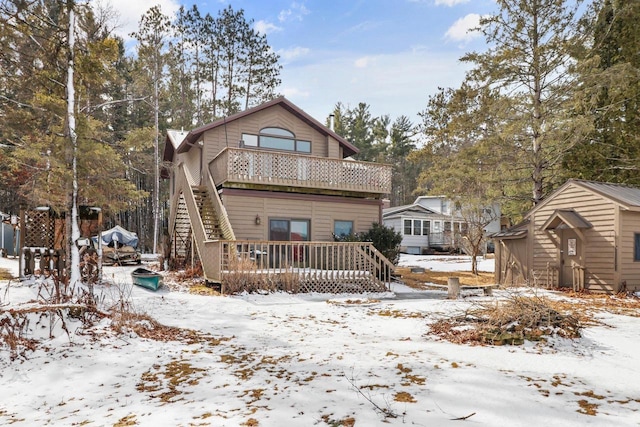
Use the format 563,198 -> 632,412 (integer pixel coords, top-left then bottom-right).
577,399 -> 598,416
327,298 -> 380,306
0,268 -> 14,280
320,414 -> 356,426
136,359 -> 207,403
373,309 -> 426,319
394,391 -> 416,403
560,291 -> 640,317
114,414 -> 137,426
110,311 -> 231,346
395,267 -> 495,290
396,363 -> 426,386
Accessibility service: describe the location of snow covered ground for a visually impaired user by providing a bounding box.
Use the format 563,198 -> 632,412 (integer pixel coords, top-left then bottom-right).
1,254 -> 639,426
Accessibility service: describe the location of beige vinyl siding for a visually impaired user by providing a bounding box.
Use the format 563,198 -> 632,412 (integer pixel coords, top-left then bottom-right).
222,191 -> 379,241
496,238 -> 529,286
531,183 -> 617,290
619,210 -> 640,291
327,136 -> 340,159
201,105 -> 334,166
180,146 -> 201,186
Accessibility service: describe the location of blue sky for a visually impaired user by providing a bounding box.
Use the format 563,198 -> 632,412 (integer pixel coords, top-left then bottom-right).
109,0 -> 497,125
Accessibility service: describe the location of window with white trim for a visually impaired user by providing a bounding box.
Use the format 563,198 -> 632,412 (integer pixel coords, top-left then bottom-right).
403,219 -> 431,236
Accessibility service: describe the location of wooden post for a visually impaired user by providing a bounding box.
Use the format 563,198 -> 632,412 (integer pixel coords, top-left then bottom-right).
448,277 -> 460,299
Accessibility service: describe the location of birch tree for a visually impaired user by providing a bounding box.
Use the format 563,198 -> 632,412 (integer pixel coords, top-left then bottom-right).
65,0 -> 81,285
0,0 -> 144,279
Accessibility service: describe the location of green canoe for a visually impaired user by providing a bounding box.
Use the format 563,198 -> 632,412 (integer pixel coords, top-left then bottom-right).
131,267 -> 162,291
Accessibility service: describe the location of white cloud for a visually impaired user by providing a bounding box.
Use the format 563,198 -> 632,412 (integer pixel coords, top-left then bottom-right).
445,13 -> 482,43
354,56 -> 375,68
104,0 -> 180,41
255,20 -> 282,35
281,87 -> 311,99
278,2 -> 310,23
277,46 -> 311,62
434,0 -> 470,6
279,48 -> 471,124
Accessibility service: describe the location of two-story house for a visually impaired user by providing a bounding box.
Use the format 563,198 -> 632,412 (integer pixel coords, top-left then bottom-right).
383,196 -> 501,254
163,97 -> 394,293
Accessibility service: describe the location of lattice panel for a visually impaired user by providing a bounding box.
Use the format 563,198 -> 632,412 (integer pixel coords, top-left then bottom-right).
173,193 -> 192,258
299,277 -> 387,294
24,210 -> 54,248
226,148 -> 393,193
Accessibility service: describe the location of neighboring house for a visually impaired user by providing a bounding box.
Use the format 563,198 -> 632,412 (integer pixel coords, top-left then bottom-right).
492,179 -> 640,293
163,97 -> 394,293
383,195 -> 500,254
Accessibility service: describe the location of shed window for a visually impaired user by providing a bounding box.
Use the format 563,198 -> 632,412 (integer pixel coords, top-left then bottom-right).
635,233 -> 640,262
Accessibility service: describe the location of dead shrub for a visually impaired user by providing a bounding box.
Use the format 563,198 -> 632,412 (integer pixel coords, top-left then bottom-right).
265,269 -> 300,293
222,257 -> 301,294
430,294 -> 582,345
176,262 -> 203,280
222,257 -> 264,294
0,310 -> 38,360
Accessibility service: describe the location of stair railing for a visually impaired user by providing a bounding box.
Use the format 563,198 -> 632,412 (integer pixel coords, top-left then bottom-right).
204,171 -> 236,241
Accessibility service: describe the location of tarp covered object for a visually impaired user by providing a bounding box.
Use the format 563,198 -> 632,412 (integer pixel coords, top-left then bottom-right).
92,225 -> 139,248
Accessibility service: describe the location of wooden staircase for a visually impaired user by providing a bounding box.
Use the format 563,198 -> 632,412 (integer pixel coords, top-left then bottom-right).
172,193 -> 191,262
192,186 -> 224,240
171,187 -> 226,265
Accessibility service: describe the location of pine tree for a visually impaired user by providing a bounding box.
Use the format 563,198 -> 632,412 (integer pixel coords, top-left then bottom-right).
456,0 -> 594,206
564,0 -> 640,184
131,5 -> 171,254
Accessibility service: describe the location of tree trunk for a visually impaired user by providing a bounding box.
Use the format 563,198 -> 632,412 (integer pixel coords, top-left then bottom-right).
66,1 -> 81,286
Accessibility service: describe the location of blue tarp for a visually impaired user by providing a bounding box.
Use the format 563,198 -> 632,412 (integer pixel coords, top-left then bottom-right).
92,225 -> 139,248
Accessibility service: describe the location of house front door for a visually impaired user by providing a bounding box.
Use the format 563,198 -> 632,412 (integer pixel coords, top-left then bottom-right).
560,229 -> 582,287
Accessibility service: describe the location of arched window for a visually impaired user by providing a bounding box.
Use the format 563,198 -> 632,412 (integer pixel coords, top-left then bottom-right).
241,127 -> 311,153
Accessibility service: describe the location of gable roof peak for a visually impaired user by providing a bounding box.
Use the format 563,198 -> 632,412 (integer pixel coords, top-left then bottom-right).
174,97 -> 358,157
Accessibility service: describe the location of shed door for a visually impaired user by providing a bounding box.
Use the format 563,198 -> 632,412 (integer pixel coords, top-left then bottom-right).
560,229 -> 582,287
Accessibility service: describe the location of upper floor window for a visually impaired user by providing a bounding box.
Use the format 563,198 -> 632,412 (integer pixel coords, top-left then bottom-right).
242,127 -> 311,153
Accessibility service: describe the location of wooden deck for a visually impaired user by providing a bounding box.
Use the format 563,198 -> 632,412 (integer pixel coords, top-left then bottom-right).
209,147 -> 392,195
215,240 -> 395,294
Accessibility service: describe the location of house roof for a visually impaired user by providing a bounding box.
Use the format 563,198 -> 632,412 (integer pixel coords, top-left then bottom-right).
173,97 -> 359,158
163,129 -> 189,163
490,220 -> 529,240
541,209 -> 592,231
573,180 -> 640,209
382,203 -> 438,219
528,179 -> 640,217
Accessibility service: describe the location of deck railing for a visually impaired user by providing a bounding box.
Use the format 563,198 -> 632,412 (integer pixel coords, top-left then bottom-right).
209,147 -> 392,195
212,240 -> 395,294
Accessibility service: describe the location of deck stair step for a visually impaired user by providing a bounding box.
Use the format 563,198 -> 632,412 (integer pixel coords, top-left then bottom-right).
192,186 -> 224,240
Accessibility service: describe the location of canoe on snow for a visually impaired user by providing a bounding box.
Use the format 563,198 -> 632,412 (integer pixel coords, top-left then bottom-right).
131,268 -> 162,291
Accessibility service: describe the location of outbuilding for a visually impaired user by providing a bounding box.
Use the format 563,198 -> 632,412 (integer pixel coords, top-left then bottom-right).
493,179 -> 640,293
